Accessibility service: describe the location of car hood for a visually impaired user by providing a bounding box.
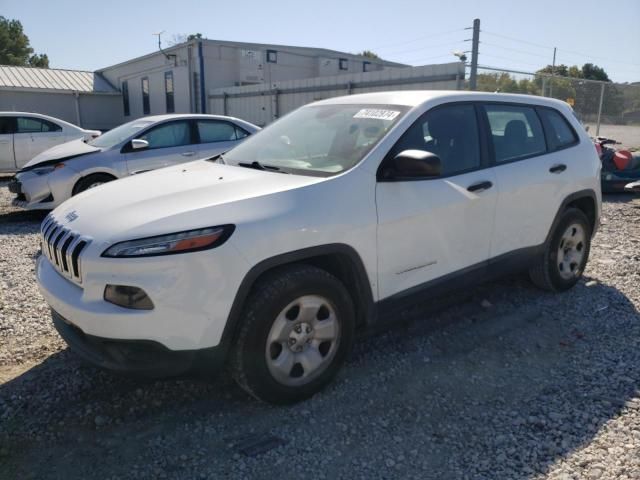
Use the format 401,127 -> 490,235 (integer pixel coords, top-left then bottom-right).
51,160 -> 325,243
23,139 -> 101,169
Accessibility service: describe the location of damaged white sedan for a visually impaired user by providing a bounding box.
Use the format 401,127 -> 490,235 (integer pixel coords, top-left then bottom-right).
8,114 -> 259,210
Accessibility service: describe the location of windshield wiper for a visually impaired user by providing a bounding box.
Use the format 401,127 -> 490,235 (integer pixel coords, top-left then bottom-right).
238,161 -> 289,174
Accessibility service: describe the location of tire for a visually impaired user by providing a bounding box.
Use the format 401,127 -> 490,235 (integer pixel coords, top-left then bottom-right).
230,264 -> 355,404
529,207 -> 592,292
72,173 -> 116,195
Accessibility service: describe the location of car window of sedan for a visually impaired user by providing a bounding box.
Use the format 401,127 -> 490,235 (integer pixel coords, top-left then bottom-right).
16,117 -> 62,133
0,117 -> 15,134
197,121 -> 238,143
138,121 -> 192,149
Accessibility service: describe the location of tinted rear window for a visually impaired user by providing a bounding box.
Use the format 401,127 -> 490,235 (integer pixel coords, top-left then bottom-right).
539,108 -> 578,150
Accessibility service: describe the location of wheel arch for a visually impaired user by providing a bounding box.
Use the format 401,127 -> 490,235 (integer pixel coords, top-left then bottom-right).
545,189 -> 599,245
220,244 -> 375,355
71,171 -> 118,195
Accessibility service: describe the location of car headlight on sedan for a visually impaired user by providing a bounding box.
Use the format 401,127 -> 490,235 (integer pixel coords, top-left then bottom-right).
101,225 -> 235,257
32,163 -> 65,176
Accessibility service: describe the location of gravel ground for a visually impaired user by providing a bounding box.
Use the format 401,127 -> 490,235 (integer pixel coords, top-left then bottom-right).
1,180 -> 640,479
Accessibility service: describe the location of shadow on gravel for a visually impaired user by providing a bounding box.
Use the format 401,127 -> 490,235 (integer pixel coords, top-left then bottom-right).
1,276 -> 639,479
0,209 -> 47,227
602,193 -> 640,204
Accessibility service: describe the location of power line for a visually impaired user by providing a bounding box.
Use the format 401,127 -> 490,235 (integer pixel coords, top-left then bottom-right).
480,41 -> 552,60
370,28 -> 465,52
482,30 -> 640,68
478,53 -> 545,69
401,53 -> 459,65
382,40 -> 466,57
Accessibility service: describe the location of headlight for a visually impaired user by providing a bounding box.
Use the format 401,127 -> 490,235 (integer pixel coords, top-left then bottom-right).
101,225 -> 234,258
32,163 -> 65,176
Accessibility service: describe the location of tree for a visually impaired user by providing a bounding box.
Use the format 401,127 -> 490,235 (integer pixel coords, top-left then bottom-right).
0,16 -> 49,68
359,50 -> 380,59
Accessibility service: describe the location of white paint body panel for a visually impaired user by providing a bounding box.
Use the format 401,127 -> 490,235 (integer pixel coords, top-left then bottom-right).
35,91 -> 601,353
0,111 -> 100,172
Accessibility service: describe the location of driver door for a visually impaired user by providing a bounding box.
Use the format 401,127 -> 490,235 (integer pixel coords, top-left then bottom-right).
125,120 -> 196,174
376,103 -> 498,301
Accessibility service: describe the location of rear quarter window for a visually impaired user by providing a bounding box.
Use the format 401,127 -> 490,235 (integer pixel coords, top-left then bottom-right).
538,108 -> 579,151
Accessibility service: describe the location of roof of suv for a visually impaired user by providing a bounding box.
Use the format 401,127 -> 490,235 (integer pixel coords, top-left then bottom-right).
311,90 -> 572,110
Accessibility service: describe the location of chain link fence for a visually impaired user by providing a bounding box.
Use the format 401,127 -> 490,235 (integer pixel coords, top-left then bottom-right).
470,66 -> 640,150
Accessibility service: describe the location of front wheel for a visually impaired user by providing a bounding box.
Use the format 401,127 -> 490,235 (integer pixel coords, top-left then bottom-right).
529,208 -> 592,292
230,264 -> 355,404
72,173 -> 116,196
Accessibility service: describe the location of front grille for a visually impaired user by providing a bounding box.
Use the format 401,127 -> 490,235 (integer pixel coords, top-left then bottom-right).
40,215 -> 91,284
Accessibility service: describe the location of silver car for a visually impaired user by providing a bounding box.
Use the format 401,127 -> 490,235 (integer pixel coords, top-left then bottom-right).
9,114 -> 259,210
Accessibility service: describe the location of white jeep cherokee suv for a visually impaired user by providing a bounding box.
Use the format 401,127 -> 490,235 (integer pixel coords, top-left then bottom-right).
36,91 -> 601,404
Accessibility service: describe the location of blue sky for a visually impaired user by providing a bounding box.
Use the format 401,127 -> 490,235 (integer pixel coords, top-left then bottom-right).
2,0 -> 639,82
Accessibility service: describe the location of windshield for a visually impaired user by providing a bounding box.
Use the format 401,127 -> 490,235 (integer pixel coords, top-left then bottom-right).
89,120 -> 154,149
222,104 -> 408,176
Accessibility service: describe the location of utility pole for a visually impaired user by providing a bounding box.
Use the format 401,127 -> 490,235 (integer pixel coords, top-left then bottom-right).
468,18 -> 480,90
549,47 -> 557,97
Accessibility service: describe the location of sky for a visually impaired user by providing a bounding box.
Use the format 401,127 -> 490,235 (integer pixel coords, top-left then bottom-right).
2,0 -> 639,82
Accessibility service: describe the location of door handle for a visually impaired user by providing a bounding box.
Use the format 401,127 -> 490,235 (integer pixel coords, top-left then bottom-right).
549,164 -> 567,173
181,151 -> 196,157
467,181 -> 493,193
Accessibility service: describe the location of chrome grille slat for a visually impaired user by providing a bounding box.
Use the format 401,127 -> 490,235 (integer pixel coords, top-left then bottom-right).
39,216 -> 91,284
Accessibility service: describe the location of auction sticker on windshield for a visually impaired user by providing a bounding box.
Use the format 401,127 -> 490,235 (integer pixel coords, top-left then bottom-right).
353,109 -> 401,121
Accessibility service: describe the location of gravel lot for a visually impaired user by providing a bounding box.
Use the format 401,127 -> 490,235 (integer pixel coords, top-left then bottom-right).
1,179 -> 640,479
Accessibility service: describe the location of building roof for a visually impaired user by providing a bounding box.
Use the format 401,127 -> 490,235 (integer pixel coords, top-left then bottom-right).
99,38 -> 407,72
0,65 -> 118,93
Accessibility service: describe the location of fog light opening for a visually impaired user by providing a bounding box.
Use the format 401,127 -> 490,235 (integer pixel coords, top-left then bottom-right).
104,285 -> 154,310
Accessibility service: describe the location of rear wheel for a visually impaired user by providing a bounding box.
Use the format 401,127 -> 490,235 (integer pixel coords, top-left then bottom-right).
529,208 -> 592,291
230,264 -> 355,404
72,173 -> 116,195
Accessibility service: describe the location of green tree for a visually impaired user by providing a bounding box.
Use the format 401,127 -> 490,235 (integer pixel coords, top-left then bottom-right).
0,16 -> 49,68
359,50 -> 380,59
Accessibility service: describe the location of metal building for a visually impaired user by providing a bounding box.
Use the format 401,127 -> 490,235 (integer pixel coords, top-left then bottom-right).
99,39 -> 406,123
0,66 -> 121,130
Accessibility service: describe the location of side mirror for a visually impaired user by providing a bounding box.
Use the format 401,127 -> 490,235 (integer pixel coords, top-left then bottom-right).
131,139 -> 149,150
390,150 -> 442,178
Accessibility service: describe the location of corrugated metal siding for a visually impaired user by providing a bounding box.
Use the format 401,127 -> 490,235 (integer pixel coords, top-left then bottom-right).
0,66 -> 117,93
209,63 -> 465,126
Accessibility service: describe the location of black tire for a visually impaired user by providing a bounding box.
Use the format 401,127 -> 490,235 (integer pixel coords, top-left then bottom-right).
529,207 -> 592,292
72,173 -> 116,195
230,264 -> 355,404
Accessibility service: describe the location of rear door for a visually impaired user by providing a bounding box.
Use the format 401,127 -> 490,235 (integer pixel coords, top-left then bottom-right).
124,120 -> 196,174
195,120 -> 249,158
14,116 -> 66,167
376,103 -> 498,300
0,116 -> 15,171
482,103 -> 561,258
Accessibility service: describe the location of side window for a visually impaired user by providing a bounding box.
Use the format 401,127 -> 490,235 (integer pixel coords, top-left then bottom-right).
17,117 -> 47,133
235,126 -> 249,139
0,117 -> 14,134
538,108 -> 578,150
138,121 -> 191,149
40,119 -> 62,132
197,121 -> 237,143
390,104 -> 481,176
484,104 -> 546,163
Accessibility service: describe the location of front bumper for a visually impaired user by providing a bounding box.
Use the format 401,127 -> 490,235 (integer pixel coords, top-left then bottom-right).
51,309 -> 213,377
36,236 -> 248,351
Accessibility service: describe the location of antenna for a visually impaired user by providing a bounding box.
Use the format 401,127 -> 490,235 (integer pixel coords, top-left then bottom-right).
152,31 -> 165,51
152,31 -> 176,63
